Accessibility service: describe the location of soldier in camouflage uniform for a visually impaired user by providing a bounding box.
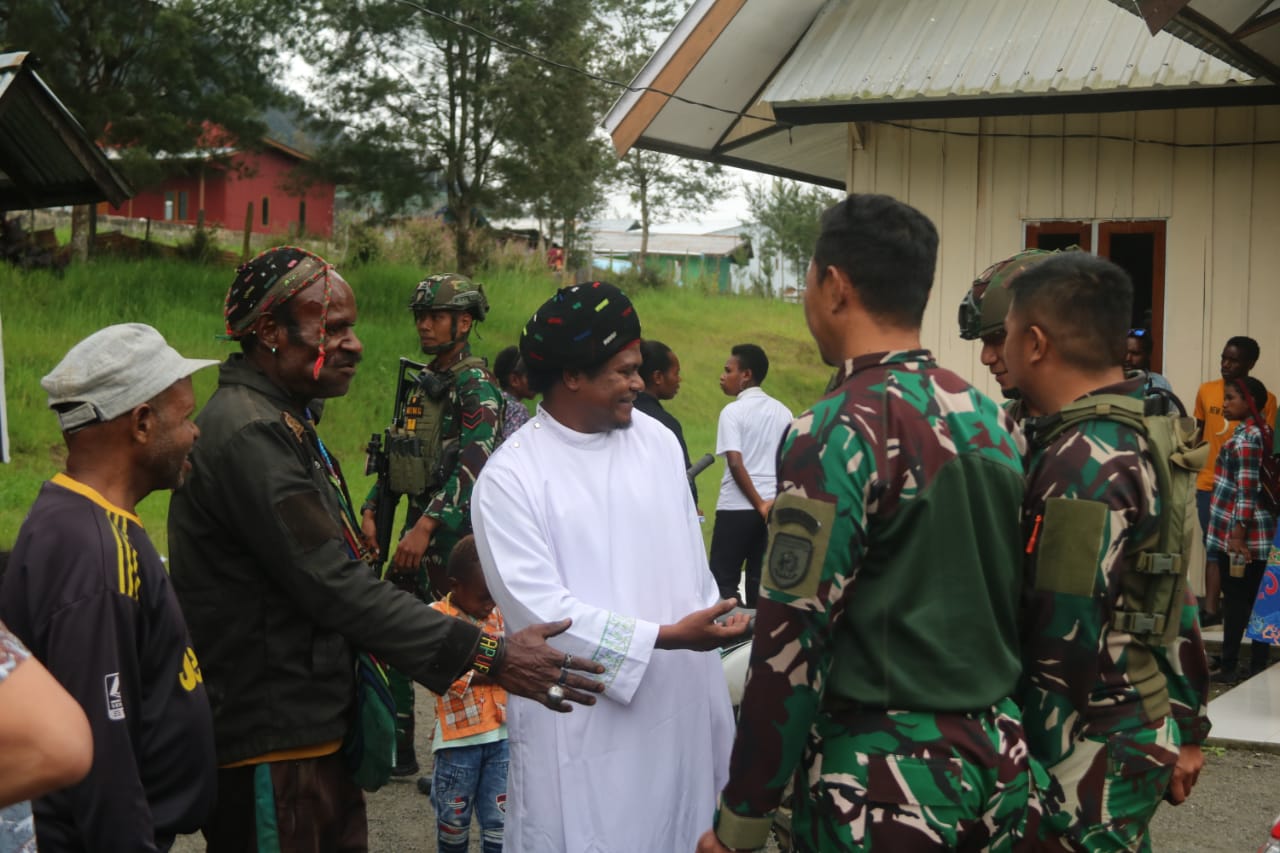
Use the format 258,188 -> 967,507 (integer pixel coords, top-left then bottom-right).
1001,253 -> 1211,851
958,248 -> 1065,419
700,194 -> 1040,853
360,273 -> 504,777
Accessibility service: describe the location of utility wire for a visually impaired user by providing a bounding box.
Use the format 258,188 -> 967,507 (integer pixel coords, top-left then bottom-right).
393,0 -> 1280,150
391,0 -> 773,124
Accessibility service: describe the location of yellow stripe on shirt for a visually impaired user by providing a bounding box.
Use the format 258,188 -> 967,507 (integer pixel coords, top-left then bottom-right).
50,473 -> 142,525
105,511 -> 140,601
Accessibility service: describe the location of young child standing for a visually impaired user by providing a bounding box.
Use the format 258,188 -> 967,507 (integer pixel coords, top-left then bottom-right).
1206,376 -> 1276,683
427,535 -> 507,853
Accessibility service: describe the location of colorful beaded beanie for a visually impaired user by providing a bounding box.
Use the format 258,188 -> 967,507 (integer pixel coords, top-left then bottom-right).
520,281 -> 641,370
223,246 -> 337,380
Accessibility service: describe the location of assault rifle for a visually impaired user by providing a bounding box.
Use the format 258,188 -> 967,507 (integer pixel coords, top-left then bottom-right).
364,357 -> 428,575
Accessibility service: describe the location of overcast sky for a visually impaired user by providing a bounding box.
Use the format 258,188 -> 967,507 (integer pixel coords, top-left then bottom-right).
601,165 -> 767,233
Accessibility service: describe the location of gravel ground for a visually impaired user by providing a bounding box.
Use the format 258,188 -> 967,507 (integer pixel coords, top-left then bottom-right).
173,682 -> 1278,852
362,744 -> 1280,852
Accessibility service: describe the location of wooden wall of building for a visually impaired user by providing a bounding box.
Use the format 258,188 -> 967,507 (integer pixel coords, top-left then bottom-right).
844,106 -> 1280,406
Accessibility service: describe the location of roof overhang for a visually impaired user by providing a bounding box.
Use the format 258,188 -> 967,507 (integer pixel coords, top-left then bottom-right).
1106,0 -> 1280,83
602,0 -> 841,187
0,52 -> 133,210
604,0 -> 1280,187
262,137 -> 312,162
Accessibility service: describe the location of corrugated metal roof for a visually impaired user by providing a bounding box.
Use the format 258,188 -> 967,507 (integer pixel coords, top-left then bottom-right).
764,0 -> 1256,109
588,229 -> 750,259
0,52 -> 132,210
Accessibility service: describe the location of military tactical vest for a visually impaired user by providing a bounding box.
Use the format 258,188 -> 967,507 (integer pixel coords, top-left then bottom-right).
1031,394 -> 1208,648
386,356 -> 485,497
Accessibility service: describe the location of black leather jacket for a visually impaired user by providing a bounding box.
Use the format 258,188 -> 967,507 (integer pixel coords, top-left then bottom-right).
169,355 -> 480,765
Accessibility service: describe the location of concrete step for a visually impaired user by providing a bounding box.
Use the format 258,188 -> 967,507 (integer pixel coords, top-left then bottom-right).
1207,662 -> 1280,750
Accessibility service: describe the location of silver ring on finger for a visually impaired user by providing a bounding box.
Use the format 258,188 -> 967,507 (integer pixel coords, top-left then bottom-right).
563,653 -> 574,668
557,668 -> 569,686
547,684 -> 566,706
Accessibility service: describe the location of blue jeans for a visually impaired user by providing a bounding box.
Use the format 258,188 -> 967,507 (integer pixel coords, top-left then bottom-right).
430,739 -> 508,853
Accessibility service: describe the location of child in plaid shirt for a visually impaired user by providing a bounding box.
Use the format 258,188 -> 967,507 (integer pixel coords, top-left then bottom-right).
427,536 -> 507,853
1207,376 -> 1276,683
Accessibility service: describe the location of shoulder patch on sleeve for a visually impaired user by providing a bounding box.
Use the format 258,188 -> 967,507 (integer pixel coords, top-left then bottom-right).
762,492 -> 836,599
1034,497 -> 1106,597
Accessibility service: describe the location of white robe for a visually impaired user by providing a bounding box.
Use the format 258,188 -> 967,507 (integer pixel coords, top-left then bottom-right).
473,406 -> 736,853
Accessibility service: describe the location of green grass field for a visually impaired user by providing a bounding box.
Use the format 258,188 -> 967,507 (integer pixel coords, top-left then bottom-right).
0,258 -> 832,552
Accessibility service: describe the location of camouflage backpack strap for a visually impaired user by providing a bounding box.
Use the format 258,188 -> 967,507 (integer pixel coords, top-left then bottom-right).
1116,408 -> 1199,647
445,355 -> 489,398
453,354 -> 486,374
1034,395 -> 1198,646
1027,395 -> 1146,606
1032,393 -> 1146,448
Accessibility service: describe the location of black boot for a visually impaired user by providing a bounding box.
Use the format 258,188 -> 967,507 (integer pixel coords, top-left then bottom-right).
391,711 -> 419,777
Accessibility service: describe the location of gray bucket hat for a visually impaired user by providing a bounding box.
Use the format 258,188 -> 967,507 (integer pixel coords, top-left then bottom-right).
42,323 -> 218,432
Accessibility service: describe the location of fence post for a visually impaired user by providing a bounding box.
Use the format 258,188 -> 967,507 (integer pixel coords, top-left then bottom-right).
242,202 -> 254,262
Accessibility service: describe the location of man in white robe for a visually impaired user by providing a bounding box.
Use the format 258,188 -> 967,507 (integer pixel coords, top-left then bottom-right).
473,282 -> 747,853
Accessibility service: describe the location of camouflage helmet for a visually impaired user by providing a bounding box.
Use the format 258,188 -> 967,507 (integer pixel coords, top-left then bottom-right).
958,249 -> 1061,341
409,273 -> 489,321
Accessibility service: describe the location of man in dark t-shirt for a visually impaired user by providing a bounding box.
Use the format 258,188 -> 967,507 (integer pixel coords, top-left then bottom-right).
0,323 -> 218,852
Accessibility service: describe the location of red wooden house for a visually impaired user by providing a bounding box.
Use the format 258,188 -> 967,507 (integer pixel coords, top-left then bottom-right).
107,116 -> 335,238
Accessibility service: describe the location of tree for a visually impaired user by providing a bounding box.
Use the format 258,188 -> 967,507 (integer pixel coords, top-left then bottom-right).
492,0 -> 615,273
745,178 -> 840,294
314,0 -> 597,274
602,0 -> 729,266
615,150 -> 728,266
0,0 -> 302,256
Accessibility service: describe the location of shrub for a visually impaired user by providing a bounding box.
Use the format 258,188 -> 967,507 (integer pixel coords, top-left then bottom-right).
481,239 -> 546,280
394,218 -> 455,269
343,221 -> 388,266
608,264 -> 672,292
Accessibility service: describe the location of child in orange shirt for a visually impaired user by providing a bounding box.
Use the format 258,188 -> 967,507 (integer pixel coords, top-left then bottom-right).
427,536 -> 507,853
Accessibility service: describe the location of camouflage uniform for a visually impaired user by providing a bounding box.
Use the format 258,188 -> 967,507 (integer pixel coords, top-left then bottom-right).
714,350 -> 1041,852
364,276 -> 503,597
1020,377 -> 1211,852
391,347 -> 503,595
364,275 -> 503,775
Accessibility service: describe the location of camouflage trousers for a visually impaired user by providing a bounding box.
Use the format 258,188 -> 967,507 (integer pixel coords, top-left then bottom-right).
789,697 -> 1042,852
1037,717 -> 1178,853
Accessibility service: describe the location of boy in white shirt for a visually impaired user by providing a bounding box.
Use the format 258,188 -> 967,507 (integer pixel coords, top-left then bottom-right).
709,344 -> 794,605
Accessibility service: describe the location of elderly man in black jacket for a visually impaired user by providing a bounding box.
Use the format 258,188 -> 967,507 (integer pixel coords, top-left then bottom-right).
168,247 -> 603,851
